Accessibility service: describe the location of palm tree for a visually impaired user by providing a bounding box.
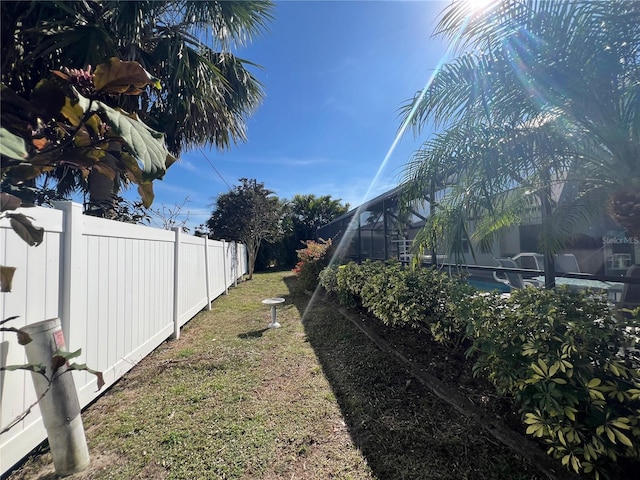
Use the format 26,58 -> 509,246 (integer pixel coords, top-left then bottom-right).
400,0 -> 640,284
1,0 -> 273,211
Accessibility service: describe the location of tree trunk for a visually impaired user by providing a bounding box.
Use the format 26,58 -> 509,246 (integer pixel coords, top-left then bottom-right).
247,241 -> 259,280
540,169 -> 556,289
429,178 -> 438,266
87,158 -> 118,218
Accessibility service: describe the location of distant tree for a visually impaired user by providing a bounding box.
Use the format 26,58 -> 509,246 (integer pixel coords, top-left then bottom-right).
284,194 -> 348,264
207,178 -> 284,279
256,194 -> 349,269
290,194 -> 350,241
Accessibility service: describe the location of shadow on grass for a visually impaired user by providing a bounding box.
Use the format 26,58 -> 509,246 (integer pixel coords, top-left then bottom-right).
238,328 -> 269,339
282,276 -> 543,480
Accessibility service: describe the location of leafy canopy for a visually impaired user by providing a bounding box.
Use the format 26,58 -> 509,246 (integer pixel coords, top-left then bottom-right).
400,0 -> 640,263
1,1 -> 274,208
1,0 -> 274,156
207,178 -> 284,278
1,59 -> 174,208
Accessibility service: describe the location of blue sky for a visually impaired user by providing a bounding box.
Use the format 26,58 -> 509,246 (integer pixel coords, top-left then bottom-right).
144,0 -> 450,230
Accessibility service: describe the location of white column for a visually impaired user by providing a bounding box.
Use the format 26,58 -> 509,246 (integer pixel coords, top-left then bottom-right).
52,201 -> 86,350
204,236 -> 212,310
222,239 -> 228,295
172,227 -> 181,339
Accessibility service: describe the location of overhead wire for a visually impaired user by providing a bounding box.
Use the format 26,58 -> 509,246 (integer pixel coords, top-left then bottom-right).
197,146 -> 233,191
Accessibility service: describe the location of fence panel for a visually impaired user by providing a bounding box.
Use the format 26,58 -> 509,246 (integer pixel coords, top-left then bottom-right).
1,202 -> 246,475
208,240 -> 227,299
77,214 -> 176,406
1,207 -> 65,475
176,233 -> 208,327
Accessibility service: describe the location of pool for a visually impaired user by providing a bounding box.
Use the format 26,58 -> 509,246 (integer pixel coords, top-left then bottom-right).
466,278 -> 511,293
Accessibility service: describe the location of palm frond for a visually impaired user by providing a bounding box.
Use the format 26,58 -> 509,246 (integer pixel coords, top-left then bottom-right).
181,1 -> 274,49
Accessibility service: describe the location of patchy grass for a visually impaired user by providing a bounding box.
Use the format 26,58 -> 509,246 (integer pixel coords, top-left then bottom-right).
8,270 -> 547,480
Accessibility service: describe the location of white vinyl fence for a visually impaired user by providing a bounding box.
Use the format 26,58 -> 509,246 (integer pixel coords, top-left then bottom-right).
0,202 -> 247,474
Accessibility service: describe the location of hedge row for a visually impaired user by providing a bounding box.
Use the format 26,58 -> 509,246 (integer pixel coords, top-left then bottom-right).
318,260 -> 640,479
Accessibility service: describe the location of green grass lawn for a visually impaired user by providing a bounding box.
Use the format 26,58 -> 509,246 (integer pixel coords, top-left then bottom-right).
7,270 -> 548,480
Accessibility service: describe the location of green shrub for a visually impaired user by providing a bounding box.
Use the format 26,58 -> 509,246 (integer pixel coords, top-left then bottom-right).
427,277 -> 478,350
360,261 -> 418,327
331,260 -> 388,307
293,239 -> 333,291
467,287 -> 640,478
339,260 -> 386,297
318,264 -> 339,293
320,260 -> 640,477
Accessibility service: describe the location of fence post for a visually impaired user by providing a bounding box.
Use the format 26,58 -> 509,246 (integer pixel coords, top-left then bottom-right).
172,227 -> 181,340
222,239 -> 228,295
204,236 -> 212,310
52,201 -> 86,348
234,242 -> 238,287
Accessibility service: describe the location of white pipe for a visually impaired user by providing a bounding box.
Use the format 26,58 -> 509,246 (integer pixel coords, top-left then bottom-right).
22,318 -> 90,476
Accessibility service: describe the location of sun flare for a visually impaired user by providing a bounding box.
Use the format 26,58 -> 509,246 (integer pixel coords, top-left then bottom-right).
466,0 -> 497,14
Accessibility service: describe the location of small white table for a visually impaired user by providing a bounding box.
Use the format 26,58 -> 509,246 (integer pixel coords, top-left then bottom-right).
262,297 -> 285,328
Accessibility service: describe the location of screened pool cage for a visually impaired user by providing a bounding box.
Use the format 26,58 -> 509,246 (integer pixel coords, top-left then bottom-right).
316,184 -> 640,291
316,186 -> 434,266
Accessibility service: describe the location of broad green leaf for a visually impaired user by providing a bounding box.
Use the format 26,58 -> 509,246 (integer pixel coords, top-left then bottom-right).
571,455 -> 580,473
94,57 -> 161,94
526,424 -> 540,435
60,97 -> 84,127
558,429 -> 566,446
0,127 -> 27,160
0,265 -> 16,292
68,362 -> 105,390
76,92 -> 172,181
611,420 -> 631,430
531,362 -> 545,377
1,363 -> 46,374
523,413 -> 541,424
587,378 -> 601,388
137,182 -> 154,208
537,358 -> 549,374
1,192 -> 22,211
613,428 -> 633,447
53,348 -> 82,361
7,213 -> 44,246
605,427 -> 616,443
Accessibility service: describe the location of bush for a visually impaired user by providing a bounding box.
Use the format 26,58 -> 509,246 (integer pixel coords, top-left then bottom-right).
323,261 -> 475,348
318,264 -> 339,293
318,259 -> 640,477
292,239 -> 333,291
467,287 -> 640,478
427,276 -> 478,350
360,261 -> 417,327
332,260 -> 388,307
